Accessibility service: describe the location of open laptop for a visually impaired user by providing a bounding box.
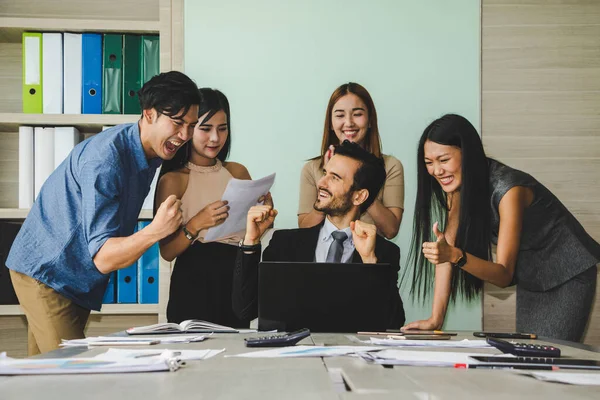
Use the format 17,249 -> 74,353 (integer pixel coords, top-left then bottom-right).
258,261 -> 395,332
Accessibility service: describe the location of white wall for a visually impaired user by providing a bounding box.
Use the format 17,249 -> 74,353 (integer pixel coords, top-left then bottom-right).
184,0 -> 482,329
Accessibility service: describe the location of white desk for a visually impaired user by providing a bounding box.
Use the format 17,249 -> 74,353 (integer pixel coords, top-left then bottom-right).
1,333 -> 599,399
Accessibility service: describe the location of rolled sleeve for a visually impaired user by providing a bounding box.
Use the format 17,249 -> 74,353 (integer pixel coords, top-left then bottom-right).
81,160 -> 123,258
381,155 -> 405,210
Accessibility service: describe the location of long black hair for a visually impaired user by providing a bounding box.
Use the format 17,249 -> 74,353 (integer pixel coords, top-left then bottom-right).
153,88 -> 232,213
407,114 -> 491,302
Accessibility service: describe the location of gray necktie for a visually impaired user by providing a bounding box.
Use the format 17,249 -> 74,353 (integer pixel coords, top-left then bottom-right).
325,231 -> 348,263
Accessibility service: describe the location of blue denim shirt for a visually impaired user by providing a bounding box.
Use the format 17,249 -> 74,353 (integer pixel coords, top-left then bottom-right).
7,123 -> 161,311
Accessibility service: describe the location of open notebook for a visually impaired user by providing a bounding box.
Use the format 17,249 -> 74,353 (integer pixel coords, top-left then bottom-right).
126,319 -> 239,335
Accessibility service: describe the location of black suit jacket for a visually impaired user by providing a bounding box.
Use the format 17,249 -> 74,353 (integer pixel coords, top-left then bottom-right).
232,223 -> 405,328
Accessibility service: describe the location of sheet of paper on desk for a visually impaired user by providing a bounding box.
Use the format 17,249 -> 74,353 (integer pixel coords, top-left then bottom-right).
93,348 -> 225,361
0,352 -> 182,375
203,173 -> 276,242
60,334 -> 210,347
360,349 -> 506,367
516,371 -> 600,386
363,338 -> 491,348
228,345 -> 387,358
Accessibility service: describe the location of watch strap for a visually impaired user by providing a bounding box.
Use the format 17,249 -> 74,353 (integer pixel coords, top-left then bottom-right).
239,238 -> 261,252
182,225 -> 197,241
452,248 -> 467,269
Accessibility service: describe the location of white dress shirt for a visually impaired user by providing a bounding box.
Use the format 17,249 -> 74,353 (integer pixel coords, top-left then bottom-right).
314,218 -> 355,263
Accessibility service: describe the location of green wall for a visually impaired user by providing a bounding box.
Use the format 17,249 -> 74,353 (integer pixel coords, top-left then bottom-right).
184,0 -> 482,330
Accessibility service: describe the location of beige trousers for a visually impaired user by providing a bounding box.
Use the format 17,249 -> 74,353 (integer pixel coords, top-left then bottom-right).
9,270 -> 90,356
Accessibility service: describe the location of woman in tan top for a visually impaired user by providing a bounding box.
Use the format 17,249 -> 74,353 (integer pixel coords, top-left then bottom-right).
298,82 -> 404,239
155,88 -> 268,327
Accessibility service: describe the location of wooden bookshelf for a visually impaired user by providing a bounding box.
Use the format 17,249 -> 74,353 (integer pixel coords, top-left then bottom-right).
0,113 -> 141,133
0,0 -> 174,323
0,17 -> 159,39
0,304 -> 159,316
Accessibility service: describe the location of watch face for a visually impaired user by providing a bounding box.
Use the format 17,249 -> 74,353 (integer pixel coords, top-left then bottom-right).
454,250 -> 467,268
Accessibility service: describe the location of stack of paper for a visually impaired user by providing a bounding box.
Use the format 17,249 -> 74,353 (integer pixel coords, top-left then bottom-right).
0,352 -> 182,375
358,349 -> 496,367
60,334 -> 209,347
516,371 -> 600,386
93,348 -> 225,362
228,345 -> 386,358
360,338 -> 491,348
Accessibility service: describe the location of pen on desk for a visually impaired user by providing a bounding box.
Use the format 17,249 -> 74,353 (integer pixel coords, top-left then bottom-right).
454,363 -> 557,371
134,351 -> 182,358
357,331 -> 395,336
473,332 -> 537,340
387,334 -> 452,340
388,329 -> 458,336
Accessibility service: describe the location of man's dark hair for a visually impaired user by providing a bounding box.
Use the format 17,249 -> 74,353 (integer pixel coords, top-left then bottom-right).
137,71 -> 201,119
333,140 -> 386,213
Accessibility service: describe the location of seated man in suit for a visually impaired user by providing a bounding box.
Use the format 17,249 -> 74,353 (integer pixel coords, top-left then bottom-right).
232,140 -> 405,328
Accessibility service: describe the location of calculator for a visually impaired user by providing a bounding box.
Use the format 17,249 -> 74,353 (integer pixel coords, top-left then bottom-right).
487,337 -> 561,357
244,328 -> 311,347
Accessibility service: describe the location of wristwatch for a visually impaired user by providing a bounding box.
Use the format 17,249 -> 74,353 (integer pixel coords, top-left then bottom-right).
238,238 -> 261,252
452,248 -> 467,269
182,225 -> 197,241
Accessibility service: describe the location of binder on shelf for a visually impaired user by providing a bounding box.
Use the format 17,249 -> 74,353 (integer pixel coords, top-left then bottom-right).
117,261 -> 138,304
18,126 -> 34,209
0,222 -> 22,305
22,32 -> 43,114
54,127 -> 80,169
63,33 -> 82,114
102,272 -> 116,304
141,35 -> 160,84
82,33 -> 102,114
33,127 -> 55,200
123,35 -> 142,115
102,34 -> 123,114
137,221 -> 159,304
42,33 -> 63,114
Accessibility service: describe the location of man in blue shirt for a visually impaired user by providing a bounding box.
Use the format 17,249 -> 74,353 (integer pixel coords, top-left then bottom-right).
7,71 -> 201,355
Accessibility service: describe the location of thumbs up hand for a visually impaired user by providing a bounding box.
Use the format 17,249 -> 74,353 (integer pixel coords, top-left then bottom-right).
421,222 -> 455,265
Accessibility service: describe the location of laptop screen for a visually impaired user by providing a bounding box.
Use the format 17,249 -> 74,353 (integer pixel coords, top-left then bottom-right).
258,261 -> 395,332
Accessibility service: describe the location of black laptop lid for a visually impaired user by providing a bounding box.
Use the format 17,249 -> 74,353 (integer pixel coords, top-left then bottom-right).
258,261 -> 395,332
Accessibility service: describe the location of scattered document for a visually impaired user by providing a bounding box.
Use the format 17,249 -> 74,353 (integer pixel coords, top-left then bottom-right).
360,338 -> 491,349
0,352 -> 182,375
358,349 -> 503,367
61,334 -> 209,347
93,348 -> 225,361
228,345 -> 386,358
126,319 -> 239,335
203,173 -> 276,242
516,371 -> 600,385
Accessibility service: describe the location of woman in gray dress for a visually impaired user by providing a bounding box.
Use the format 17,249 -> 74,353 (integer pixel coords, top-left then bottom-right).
403,114 -> 599,342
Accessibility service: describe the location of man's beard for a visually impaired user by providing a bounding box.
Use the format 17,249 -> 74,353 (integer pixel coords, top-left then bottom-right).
313,189 -> 353,217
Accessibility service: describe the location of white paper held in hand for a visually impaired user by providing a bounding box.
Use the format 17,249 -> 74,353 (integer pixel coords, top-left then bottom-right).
203,173 -> 276,242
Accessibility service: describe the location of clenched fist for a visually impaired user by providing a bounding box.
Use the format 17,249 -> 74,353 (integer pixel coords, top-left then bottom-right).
350,220 -> 377,263
149,195 -> 182,239
244,205 -> 278,245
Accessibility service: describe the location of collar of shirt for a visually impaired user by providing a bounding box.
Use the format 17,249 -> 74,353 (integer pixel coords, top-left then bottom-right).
321,217 -> 354,247
127,122 -> 162,172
